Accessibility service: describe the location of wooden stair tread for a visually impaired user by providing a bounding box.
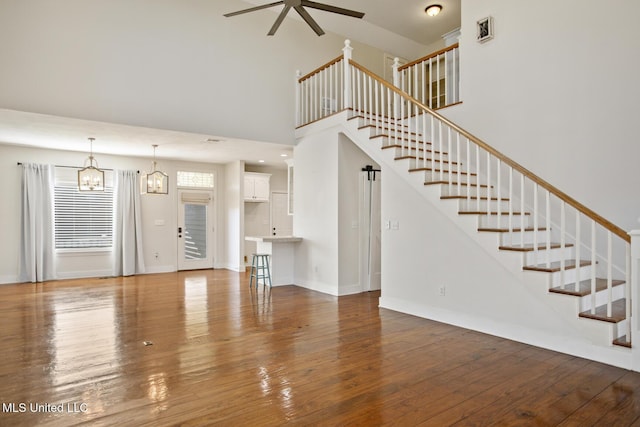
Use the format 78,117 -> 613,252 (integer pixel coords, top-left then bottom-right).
370,134 -> 428,144
613,335 -> 632,348
382,144 -> 441,154
579,299 -> 626,323
359,125 -> 422,136
409,167 -> 471,175
478,227 -> 547,233
523,259 -> 592,273
399,158 -> 458,165
459,211 -> 530,216
549,278 -> 625,297
425,181 -> 493,188
442,196 -> 510,201
499,243 -> 573,252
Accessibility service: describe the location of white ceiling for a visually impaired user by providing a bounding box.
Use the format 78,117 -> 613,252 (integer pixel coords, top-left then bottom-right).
0,0 -> 459,168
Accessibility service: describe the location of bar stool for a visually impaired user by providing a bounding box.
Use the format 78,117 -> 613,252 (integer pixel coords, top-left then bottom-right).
249,253 -> 272,289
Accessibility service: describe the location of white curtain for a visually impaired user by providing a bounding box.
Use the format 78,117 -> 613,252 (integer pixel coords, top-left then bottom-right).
19,163 -> 56,283
113,170 -> 145,276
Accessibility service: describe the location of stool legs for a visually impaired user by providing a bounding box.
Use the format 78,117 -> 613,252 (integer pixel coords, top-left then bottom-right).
249,254 -> 271,290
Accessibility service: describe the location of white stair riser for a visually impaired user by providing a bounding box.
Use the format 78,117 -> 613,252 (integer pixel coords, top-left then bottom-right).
477,214 -> 531,229
578,285 -> 626,312
523,246 -> 575,266
547,265 -> 595,285
424,171 -> 478,184
498,230 -> 550,245
457,199 -> 511,212
440,185 -> 493,198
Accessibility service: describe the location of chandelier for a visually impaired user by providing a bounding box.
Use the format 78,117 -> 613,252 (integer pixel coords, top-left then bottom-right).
78,137 -> 104,191
141,144 -> 168,195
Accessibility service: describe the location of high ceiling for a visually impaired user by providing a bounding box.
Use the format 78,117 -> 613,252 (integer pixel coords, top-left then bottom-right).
0,1 -> 460,168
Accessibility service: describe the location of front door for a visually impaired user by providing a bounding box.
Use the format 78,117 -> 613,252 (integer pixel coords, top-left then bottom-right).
178,190 -> 214,270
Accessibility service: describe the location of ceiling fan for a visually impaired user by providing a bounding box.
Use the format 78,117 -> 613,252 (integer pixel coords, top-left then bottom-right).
224,0 -> 365,36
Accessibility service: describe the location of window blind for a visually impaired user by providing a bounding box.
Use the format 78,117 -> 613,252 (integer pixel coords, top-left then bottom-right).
54,183 -> 114,249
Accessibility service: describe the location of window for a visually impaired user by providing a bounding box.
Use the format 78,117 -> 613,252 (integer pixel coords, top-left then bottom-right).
177,171 -> 214,188
54,168 -> 114,249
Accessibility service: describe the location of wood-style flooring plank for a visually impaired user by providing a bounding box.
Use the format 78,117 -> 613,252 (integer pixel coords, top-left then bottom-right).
0,270 -> 639,426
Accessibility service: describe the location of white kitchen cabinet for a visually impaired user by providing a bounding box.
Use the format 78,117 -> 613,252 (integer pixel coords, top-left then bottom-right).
244,172 -> 271,202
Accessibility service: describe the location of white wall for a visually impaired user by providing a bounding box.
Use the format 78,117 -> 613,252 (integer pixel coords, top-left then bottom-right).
224,160 -> 244,272
293,126 -> 340,294
0,143 -> 230,283
0,0 -> 402,146
443,0 -> 640,231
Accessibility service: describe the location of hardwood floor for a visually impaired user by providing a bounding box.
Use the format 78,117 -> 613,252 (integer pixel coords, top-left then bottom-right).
1,270 -> 640,426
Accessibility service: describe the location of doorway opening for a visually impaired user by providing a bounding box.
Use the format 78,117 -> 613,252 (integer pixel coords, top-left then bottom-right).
360,165 -> 381,292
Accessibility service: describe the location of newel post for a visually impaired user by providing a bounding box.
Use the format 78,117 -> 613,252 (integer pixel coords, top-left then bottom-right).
630,230 -> 640,371
392,57 -> 401,118
342,39 -> 353,110
295,70 -> 301,127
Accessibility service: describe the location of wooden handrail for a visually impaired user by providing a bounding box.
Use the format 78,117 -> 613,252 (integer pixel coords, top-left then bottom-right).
398,43 -> 459,72
349,59 -> 630,243
298,55 -> 343,83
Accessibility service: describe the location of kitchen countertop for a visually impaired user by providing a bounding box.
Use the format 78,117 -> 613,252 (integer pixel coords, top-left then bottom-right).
245,236 -> 303,243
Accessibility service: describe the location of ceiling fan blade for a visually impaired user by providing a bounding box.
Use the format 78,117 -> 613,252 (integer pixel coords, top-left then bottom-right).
301,0 -> 365,19
223,1 -> 284,17
294,5 -> 325,36
268,5 -> 291,36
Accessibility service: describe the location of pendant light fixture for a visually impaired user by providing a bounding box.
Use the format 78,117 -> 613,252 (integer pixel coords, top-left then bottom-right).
78,137 -> 105,191
141,144 -> 168,195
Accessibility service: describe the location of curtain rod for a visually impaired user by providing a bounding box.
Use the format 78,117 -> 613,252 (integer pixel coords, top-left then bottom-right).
17,162 -> 139,173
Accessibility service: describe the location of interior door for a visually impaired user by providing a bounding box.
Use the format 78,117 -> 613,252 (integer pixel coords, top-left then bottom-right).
178,190 -> 214,270
271,192 -> 293,236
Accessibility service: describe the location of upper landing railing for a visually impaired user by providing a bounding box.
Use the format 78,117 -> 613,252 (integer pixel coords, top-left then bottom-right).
296,41 -> 460,126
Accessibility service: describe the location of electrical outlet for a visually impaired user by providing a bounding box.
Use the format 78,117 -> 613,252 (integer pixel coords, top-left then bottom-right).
439,285 -> 446,296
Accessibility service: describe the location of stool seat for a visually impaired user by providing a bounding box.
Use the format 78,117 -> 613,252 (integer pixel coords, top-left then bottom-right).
249,253 -> 272,289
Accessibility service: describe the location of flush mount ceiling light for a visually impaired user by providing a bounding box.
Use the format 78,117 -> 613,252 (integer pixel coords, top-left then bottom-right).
425,4 -> 442,17
141,144 -> 168,195
78,137 -> 104,191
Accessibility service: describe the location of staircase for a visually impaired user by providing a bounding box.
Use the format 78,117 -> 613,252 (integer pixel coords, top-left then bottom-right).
295,41 -> 632,356
343,111 -> 630,348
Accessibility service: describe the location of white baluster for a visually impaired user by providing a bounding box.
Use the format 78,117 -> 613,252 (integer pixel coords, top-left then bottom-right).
560,201 -> 566,287
520,175 -> 525,248
496,159 -> 502,230
421,61 -> 426,106
591,220 -> 597,314
476,144 -> 481,209
487,152 -> 492,216
295,70 -> 301,126
436,54 -> 441,108
546,191 -> 551,268
574,211 -> 581,293
625,242 -> 631,342
428,58 -> 433,109
457,133 -> 461,196
607,231 -> 613,318
444,51 -> 448,106
508,167 -> 513,245
533,184 -> 538,252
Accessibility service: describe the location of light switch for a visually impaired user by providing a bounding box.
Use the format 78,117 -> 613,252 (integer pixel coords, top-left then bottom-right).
154,219 -> 165,226
384,220 -> 391,230
391,220 -> 399,230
